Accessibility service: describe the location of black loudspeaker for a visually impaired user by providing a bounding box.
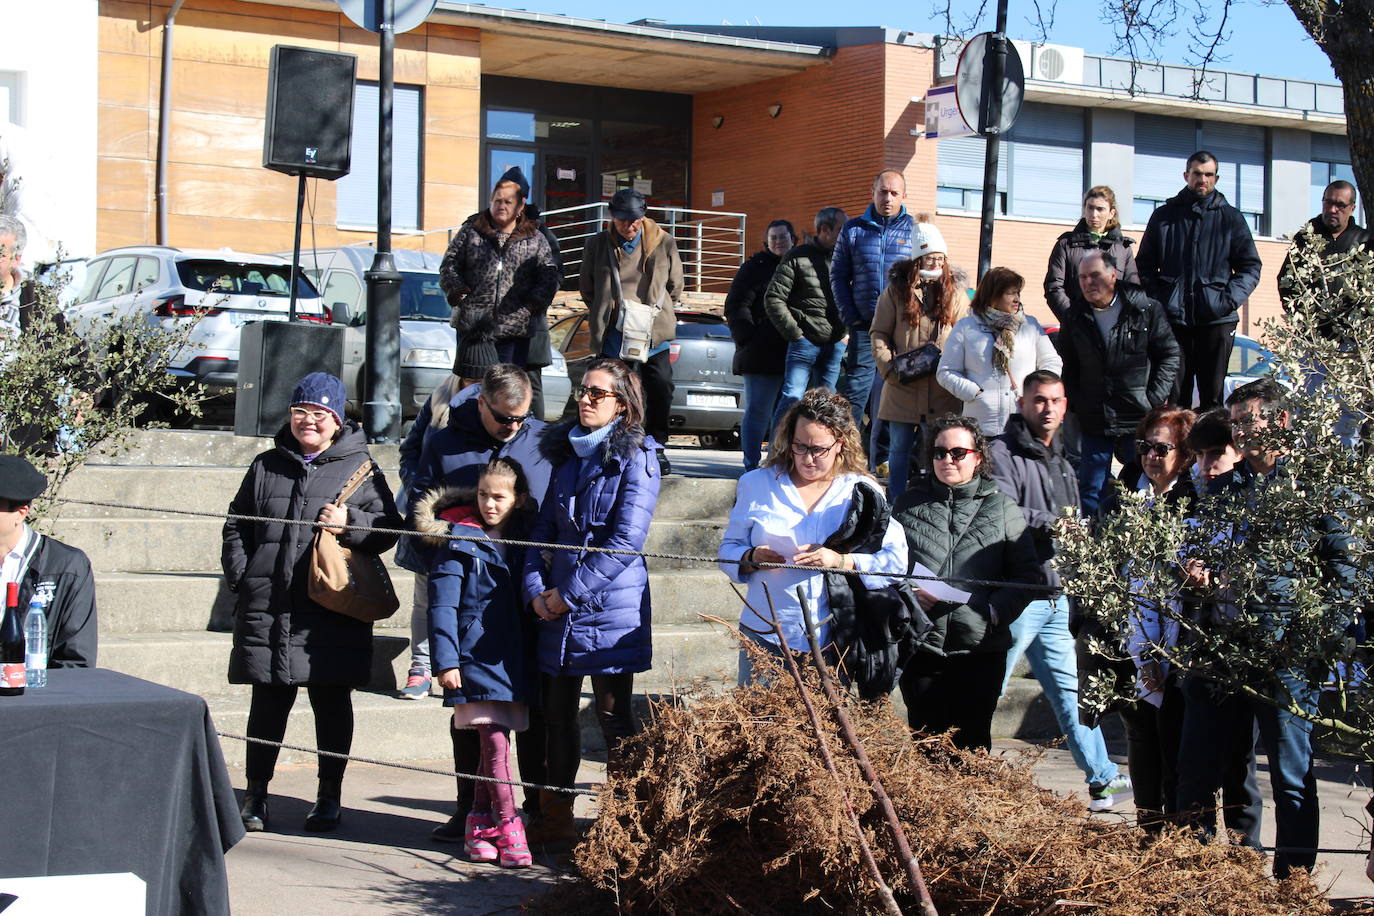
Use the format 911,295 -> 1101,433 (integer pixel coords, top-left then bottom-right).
235,321 -> 345,438
263,45 -> 357,180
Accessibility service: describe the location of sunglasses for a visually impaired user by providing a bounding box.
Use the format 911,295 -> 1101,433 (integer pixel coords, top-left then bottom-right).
932,446 -> 979,462
289,407 -> 334,423
790,440 -> 838,459
1135,440 -> 1178,458
488,408 -> 530,426
575,385 -> 619,404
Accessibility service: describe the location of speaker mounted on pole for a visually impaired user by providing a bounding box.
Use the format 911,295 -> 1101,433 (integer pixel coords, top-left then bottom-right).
263,45 -> 357,180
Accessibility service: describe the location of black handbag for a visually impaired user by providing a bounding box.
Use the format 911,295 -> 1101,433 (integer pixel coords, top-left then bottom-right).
892,342 -> 941,384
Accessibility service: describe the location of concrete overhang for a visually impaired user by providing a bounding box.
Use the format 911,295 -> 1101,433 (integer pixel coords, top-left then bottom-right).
1024,80 -> 1347,134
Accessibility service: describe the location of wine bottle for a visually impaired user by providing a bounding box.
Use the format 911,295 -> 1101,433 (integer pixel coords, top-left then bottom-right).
0,582 -> 26,696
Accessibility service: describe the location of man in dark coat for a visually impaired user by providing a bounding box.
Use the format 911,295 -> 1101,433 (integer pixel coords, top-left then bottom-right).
1278,179 -> 1371,316
407,363 -> 555,843
0,454 -> 97,667
1136,150 -> 1263,410
1059,250 -> 1180,515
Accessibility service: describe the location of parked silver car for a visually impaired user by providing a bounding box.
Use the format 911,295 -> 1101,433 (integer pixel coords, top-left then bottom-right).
544,310 -> 743,446
67,246 -> 329,398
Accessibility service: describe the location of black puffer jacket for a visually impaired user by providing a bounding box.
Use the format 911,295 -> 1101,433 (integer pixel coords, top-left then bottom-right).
723,248 -> 785,375
1058,282 -> 1181,437
440,210 -> 560,341
986,415 -> 1080,592
222,422 -> 402,687
1136,188 -> 1263,327
764,241 -> 845,346
1043,222 -> 1140,322
892,476 -> 1042,657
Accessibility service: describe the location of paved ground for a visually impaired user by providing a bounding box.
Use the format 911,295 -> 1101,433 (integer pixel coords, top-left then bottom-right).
221,722 -> 1374,914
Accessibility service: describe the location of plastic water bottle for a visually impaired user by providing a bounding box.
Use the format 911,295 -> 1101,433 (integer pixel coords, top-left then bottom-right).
24,597 -> 47,688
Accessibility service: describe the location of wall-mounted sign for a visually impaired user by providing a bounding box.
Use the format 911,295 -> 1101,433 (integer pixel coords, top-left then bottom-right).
923,84 -> 974,139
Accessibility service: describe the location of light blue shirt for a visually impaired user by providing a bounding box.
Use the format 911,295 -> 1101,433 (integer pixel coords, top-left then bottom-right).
718,468 -> 908,652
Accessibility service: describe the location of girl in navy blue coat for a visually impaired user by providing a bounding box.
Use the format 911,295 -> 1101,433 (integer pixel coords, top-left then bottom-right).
415,457 -> 535,868
524,357 -> 661,844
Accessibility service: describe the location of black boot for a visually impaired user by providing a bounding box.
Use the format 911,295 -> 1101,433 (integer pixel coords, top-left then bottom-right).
432,725 -> 477,841
240,779 -> 270,832
304,778 -> 343,832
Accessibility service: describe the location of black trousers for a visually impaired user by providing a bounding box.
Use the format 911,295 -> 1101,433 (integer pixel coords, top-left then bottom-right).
899,651 -> 1006,752
452,702 -> 548,815
1118,676 -> 1185,830
631,349 -> 674,446
1172,324 -> 1235,410
543,672 -> 636,788
245,684 -> 353,783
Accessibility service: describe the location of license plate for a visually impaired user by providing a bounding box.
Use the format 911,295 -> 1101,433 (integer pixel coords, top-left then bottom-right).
687,393 -> 735,408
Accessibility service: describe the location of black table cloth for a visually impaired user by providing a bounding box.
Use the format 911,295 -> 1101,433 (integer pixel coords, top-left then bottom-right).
0,668 -> 244,915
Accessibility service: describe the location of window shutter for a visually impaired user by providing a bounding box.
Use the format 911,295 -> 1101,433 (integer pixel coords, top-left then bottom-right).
1007,103 -> 1084,220
1200,122 -> 1265,219
937,134 -> 1006,191
336,83 -> 423,230
1134,114 -> 1196,204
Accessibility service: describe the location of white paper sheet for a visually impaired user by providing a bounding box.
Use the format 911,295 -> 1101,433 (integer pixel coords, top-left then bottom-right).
908,560 -> 972,604
762,533 -> 800,562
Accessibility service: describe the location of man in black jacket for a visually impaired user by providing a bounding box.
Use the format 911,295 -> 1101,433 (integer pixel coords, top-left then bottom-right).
1278,179 -> 1370,315
1137,151 -> 1263,410
1060,250 -> 1180,515
0,455 -> 97,667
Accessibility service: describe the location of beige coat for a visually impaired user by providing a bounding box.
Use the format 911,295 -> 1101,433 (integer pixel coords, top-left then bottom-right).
869,285 -> 963,425
579,217 -> 682,353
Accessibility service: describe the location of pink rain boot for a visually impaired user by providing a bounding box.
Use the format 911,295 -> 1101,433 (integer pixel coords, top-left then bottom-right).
486,816 -> 532,868
464,812 -> 498,863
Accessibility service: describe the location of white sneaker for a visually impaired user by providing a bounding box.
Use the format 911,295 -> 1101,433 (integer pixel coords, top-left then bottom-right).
1088,774 -> 1132,811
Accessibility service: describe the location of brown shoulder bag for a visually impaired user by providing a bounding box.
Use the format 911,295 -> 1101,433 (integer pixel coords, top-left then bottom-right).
308,459 -> 400,622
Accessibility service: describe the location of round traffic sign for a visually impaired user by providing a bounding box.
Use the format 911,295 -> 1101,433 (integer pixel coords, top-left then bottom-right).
336,0 -> 437,35
955,33 -> 1026,136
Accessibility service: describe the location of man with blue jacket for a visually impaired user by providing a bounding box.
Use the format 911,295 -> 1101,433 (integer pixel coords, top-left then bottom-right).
832,170 -> 913,458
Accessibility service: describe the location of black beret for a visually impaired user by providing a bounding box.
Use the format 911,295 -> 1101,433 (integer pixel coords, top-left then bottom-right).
0,455 -> 48,504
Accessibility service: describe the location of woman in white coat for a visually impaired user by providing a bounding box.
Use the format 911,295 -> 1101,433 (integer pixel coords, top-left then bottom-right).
935,267 -> 1061,436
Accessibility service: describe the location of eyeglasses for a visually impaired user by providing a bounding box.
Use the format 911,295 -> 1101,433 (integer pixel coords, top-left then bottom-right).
1135,440 -> 1178,458
790,440 -> 839,459
290,407 -> 333,423
575,385 -> 619,404
932,446 -> 979,462
1322,198 -> 1354,211
488,408 -> 530,426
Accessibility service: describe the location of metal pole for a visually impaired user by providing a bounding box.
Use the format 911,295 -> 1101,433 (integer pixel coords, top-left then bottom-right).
155,0 -> 187,246
288,173 -> 306,321
363,0 -> 403,442
976,0 -> 1010,281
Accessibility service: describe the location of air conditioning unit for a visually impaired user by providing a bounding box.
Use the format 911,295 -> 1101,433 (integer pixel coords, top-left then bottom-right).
1030,43 -> 1084,84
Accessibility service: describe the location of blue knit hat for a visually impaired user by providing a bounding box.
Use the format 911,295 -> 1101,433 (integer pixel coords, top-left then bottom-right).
496,166 -> 530,198
290,372 -> 346,425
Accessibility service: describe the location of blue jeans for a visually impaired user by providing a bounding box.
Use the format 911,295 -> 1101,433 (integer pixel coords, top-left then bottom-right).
838,328 -> 875,435
1003,597 -> 1119,787
1077,433 -> 1129,517
740,374 -> 784,472
868,374 -> 888,470
887,421 -> 921,503
772,337 -> 844,432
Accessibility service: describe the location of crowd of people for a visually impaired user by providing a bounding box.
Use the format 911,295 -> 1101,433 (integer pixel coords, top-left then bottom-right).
202,152 -> 1369,884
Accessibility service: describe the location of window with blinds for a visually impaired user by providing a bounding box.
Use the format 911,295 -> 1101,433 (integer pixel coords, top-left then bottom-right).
1133,114 -> 1196,223
1132,115 -> 1269,232
1200,122 -> 1266,231
336,82 -> 423,230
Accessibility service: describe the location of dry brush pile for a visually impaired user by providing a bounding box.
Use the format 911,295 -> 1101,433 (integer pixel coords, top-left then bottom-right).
534,645 -> 1337,915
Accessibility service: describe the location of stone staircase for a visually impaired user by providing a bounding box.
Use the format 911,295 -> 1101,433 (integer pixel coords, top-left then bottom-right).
52,430 -> 1054,769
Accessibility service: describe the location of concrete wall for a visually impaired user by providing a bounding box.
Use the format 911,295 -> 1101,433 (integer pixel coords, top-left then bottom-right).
3,0 -> 99,263
96,0 -> 481,255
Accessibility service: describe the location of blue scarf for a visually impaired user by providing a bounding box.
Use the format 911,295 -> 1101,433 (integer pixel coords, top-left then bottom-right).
616,230 -> 642,255
569,418 -> 619,459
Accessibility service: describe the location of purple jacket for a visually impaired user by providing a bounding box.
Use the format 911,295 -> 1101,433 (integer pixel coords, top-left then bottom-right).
522,418 -> 661,676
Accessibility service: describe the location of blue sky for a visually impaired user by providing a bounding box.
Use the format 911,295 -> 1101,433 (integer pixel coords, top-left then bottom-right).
493,0 -> 1336,83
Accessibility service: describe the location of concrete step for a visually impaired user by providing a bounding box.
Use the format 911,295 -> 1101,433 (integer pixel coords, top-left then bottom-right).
54,466 -> 739,522
85,429 -> 402,470
96,568 -> 749,636
56,517 -> 729,574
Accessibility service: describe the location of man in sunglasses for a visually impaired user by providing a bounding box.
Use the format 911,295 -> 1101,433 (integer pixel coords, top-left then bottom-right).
1278,179 -> 1369,324
399,363 -> 555,842
1058,249 -> 1179,516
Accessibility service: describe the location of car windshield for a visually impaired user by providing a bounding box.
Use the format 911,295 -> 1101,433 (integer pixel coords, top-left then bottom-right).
399,272 -> 449,321
175,260 -> 317,298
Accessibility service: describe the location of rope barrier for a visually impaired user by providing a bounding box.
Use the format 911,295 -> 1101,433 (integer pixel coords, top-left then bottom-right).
53,496 -> 1059,593
215,731 -> 600,796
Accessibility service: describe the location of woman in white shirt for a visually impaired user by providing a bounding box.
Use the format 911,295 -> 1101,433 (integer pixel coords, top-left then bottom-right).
936,267 -> 1062,436
718,388 -> 907,685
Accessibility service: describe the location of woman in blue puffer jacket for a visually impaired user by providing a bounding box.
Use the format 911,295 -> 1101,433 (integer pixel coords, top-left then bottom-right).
523,357 -> 660,842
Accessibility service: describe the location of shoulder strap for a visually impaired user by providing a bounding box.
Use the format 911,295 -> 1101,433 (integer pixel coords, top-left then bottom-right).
334,459 -> 375,506
607,233 -> 625,308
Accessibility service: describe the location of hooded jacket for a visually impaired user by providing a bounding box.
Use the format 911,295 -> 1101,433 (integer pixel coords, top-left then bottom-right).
763,241 -> 845,347
441,210 -> 559,341
892,475 -> 1042,656
986,414 -> 1080,592
724,248 -> 787,374
414,486 -> 536,708
1058,282 -> 1181,437
1136,187 -> 1263,327
580,218 -> 682,353
522,418 -> 661,676
1043,222 -> 1141,322
221,422 -> 402,687
831,205 -> 915,327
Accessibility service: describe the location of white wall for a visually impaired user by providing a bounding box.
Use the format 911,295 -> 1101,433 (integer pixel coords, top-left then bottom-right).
0,0 -> 98,265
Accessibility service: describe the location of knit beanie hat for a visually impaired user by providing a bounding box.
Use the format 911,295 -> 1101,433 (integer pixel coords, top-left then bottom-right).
290,371 -> 346,425
912,222 -> 948,259
455,337 -> 501,380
